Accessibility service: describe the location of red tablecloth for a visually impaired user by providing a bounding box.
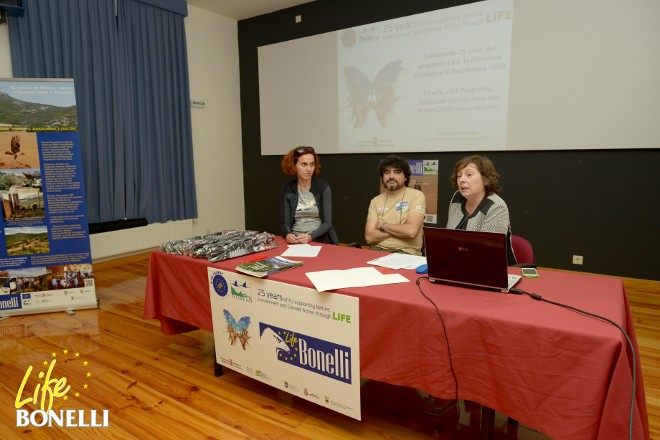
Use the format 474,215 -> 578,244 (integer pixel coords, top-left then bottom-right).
144,238 -> 648,440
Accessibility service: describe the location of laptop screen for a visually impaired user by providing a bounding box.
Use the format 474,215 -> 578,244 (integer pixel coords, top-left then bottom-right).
423,227 -> 510,291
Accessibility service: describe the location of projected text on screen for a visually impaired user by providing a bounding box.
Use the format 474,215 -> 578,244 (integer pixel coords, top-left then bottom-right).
259,0 -> 513,155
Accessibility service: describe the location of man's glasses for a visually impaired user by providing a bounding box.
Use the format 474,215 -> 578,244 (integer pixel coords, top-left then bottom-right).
295,146 -> 315,154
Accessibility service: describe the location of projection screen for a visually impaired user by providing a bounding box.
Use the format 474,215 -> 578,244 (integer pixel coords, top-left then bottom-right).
258,0 -> 660,154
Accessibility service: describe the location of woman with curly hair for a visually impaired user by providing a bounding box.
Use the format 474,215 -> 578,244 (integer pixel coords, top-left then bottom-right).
279,146 -> 338,245
447,155 -> 516,265
420,155 -> 518,416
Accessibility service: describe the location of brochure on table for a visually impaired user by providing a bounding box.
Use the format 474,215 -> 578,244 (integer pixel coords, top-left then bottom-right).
0,79 -> 97,317
208,267 -> 361,420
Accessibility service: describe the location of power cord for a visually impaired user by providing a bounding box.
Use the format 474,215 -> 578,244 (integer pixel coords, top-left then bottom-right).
510,287 -> 637,440
415,276 -> 461,419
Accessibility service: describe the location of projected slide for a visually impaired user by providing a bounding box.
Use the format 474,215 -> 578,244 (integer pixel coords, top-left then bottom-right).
338,1 -> 512,152
259,0 -> 513,155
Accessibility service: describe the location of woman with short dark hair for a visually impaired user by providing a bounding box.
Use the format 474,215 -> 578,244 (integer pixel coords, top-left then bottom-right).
447,155 -> 516,264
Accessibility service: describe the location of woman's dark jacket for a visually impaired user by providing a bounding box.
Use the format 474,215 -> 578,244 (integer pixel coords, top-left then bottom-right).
279,177 -> 338,244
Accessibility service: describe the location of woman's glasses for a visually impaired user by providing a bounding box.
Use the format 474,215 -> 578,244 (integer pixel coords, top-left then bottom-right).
295,146 -> 315,154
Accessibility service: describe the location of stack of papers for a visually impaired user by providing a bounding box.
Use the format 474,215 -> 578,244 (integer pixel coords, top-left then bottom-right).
305,267 -> 409,292
367,253 -> 427,270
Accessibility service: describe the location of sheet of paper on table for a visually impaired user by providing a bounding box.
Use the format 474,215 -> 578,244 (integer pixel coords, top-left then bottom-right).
281,244 -> 322,258
367,253 -> 427,270
305,267 -> 409,292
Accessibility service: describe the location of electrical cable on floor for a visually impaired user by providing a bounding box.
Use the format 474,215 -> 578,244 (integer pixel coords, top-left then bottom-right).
415,276 -> 461,421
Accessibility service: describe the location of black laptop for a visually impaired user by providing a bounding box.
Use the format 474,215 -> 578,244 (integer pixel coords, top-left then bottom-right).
423,227 -> 521,292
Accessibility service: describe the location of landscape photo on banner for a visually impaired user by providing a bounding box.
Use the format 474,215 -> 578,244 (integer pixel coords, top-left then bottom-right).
0,78 -> 97,317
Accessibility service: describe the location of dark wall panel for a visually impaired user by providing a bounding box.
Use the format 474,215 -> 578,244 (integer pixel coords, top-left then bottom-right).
237,0 -> 660,280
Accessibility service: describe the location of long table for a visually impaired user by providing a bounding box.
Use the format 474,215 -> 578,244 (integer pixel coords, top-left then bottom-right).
144,238 -> 649,440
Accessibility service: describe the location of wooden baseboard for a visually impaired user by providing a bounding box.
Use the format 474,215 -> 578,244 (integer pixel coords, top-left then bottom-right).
92,251 -> 154,272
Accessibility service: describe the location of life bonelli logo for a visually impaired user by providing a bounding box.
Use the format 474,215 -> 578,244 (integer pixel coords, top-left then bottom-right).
14,348 -> 109,428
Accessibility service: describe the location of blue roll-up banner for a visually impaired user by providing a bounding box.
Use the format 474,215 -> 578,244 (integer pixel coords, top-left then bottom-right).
0,78 -> 97,317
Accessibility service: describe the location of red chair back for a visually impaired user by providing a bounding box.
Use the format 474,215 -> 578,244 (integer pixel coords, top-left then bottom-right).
511,235 -> 534,265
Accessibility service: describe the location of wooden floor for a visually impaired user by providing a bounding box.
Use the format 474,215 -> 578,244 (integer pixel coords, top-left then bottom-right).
0,256 -> 658,439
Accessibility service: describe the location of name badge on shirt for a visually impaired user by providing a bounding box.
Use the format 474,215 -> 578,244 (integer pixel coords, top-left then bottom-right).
395,201 -> 408,212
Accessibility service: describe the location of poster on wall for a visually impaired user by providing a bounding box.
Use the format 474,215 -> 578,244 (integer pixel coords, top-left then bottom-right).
208,268 -> 361,420
0,78 -> 97,317
409,159 -> 439,224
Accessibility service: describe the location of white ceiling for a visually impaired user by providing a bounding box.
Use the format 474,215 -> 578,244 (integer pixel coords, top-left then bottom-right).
186,0 -> 316,21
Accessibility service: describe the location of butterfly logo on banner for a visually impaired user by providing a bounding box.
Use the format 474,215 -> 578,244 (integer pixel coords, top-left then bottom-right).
343,60 -> 403,128
223,309 -> 251,350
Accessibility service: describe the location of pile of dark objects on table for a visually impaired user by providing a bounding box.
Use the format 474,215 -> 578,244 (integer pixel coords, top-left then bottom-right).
160,230 -> 278,262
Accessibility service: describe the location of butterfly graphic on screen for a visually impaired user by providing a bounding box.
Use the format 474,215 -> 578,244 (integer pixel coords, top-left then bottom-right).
223,309 -> 251,350
343,60 -> 403,128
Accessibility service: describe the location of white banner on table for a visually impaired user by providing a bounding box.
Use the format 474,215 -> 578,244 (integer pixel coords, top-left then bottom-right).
208,268 -> 361,420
